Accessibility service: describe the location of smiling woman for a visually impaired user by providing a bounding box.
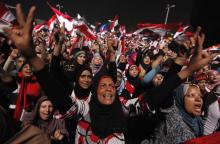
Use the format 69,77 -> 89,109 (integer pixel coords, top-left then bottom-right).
22,96 -> 69,143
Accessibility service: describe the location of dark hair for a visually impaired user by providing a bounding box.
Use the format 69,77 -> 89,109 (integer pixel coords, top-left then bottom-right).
168,40 -> 188,55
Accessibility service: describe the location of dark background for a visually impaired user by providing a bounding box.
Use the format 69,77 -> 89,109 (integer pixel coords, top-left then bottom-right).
1,0 -> 220,46
2,0 -> 194,29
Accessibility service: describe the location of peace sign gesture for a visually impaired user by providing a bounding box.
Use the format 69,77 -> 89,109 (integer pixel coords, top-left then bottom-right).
4,4 -> 36,58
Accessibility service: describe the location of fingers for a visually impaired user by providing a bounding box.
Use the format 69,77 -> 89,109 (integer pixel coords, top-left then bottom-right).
194,26 -> 202,38
3,27 -> 18,43
24,6 -> 36,37
16,4 -> 26,27
61,23 -> 65,34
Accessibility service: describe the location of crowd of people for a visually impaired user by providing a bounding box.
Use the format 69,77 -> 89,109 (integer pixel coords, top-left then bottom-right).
0,3 -> 220,144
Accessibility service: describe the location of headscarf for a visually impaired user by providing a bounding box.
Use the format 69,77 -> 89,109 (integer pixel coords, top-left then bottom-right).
89,71 -> 126,139
140,54 -> 151,73
90,52 -> 104,75
174,84 -> 204,136
73,65 -> 92,100
125,64 -> 139,86
116,69 -> 126,95
23,96 -> 69,138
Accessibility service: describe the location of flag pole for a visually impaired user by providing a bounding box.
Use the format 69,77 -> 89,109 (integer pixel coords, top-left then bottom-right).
5,4 -> 16,9
56,3 -> 63,12
164,4 -> 175,24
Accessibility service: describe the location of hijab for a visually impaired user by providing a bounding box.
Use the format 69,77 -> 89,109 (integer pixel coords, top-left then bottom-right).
125,64 -> 139,86
23,96 -> 69,138
174,84 -> 204,136
73,66 -> 92,100
89,71 -> 126,139
116,69 -> 126,95
90,52 -> 104,75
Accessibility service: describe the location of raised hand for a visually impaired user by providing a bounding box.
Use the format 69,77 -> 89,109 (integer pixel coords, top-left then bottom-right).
9,48 -> 19,60
53,23 -> 65,45
178,28 -> 211,80
3,4 -> 36,58
53,130 -> 64,141
188,33 -> 210,72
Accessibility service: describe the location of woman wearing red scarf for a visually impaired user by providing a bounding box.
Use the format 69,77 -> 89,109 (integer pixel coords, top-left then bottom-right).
14,62 -> 41,122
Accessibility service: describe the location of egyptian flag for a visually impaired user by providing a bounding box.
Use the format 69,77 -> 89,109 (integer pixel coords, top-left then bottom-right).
204,43 -> 220,60
33,21 -> 48,32
0,2 -> 16,34
75,24 -> 96,40
47,15 -> 57,31
0,3 -> 15,23
48,3 -> 77,31
137,23 -> 180,36
173,25 -> 190,39
109,15 -> 118,32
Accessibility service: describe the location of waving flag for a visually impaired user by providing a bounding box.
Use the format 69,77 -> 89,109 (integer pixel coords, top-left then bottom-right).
0,2 -> 15,23
205,43 -> 220,56
109,15 -> 118,32
173,25 -> 190,39
48,3 -> 77,31
175,31 -> 193,41
99,23 -> 109,32
0,3 -> 16,34
0,19 -> 11,34
47,15 -> 57,31
33,22 -> 48,32
75,24 -> 96,40
137,23 -> 180,36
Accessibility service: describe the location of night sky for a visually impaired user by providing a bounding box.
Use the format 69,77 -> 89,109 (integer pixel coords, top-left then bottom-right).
2,0 -> 194,30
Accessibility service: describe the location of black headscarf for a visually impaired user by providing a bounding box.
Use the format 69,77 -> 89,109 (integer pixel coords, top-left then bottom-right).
74,65 -> 92,99
89,71 -> 126,139
125,64 -> 140,86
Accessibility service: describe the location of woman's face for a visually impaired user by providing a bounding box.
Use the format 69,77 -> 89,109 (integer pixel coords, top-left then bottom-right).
16,57 -> 26,69
119,55 -> 127,63
143,56 -> 151,65
152,74 -> 164,86
197,80 -> 207,91
184,86 -> 203,117
76,53 -> 86,65
209,71 -> 219,83
129,65 -> 138,78
78,70 -> 92,89
93,56 -> 102,65
21,64 -> 33,77
97,77 -> 116,105
39,100 -> 54,120
116,72 -> 122,87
